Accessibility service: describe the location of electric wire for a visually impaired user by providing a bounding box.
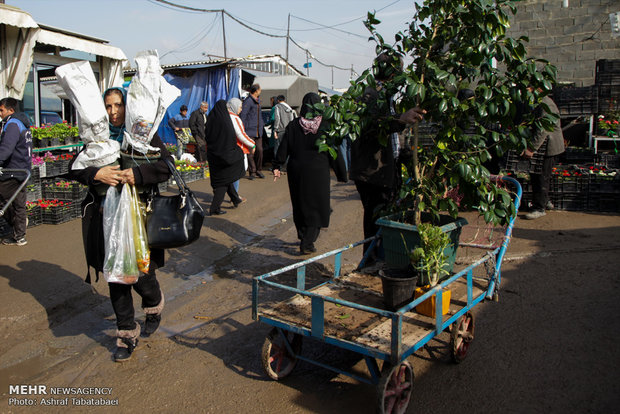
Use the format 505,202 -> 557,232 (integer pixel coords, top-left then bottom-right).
160,13 -> 219,58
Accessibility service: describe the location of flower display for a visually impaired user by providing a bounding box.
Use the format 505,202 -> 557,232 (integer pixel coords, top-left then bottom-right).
30,121 -> 79,142
598,113 -> 620,137
35,199 -> 73,209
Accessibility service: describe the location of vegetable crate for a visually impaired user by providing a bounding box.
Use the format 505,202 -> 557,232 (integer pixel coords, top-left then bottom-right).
27,205 -> 42,227
589,175 -> 620,194
252,178 -> 522,414
587,193 -> 620,212
550,193 -> 588,211
551,176 -> 589,194
562,147 -> 596,165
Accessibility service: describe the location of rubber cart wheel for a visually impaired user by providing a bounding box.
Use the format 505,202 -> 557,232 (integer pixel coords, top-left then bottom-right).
376,360 -> 414,414
261,328 -> 302,380
450,311 -> 475,363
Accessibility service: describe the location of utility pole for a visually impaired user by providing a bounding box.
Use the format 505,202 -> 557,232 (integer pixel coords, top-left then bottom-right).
221,10 -> 227,59
305,51 -> 310,76
331,67 -> 334,90
285,13 -> 290,74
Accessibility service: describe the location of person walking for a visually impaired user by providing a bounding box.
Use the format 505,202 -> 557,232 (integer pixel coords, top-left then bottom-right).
168,104 -> 190,159
0,97 -> 32,246
227,98 -> 255,200
240,84 -> 265,179
68,87 -> 171,362
523,95 -> 565,220
205,100 -> 245,215
272,92 -> 347,255
189,101 -> 208,162
272,95 -> 296,158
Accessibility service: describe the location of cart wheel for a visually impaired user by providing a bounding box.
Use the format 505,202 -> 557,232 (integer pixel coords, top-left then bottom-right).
376,360 -> 413,414
450,311 -> 475,363
261,328 -> 302,380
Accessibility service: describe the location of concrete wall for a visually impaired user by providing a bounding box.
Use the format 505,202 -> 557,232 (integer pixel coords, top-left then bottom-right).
506,0 -> 620,87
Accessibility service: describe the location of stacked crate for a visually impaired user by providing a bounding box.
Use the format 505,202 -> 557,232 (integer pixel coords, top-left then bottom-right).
42,179 -> 88,221
596,59 -> 620,114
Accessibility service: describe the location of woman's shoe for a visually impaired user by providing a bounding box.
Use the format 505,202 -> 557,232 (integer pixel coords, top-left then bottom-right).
209,210 -> 227,216
233,197 -> 247,208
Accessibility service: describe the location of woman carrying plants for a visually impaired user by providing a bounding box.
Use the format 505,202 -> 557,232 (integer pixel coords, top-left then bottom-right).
68,87 -> 172,362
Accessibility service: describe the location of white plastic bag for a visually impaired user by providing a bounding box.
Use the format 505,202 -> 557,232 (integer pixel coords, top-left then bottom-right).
55,61 -> 120,170
124,50 -> 181,154
103,185 -> 139,284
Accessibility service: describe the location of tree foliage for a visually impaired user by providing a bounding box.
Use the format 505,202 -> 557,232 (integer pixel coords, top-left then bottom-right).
310,0 -> 558,225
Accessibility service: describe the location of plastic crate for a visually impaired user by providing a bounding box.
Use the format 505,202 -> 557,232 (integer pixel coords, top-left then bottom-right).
589,175 -> 620,193
596,59 -> 620,74
598,85 -> 620,113
597,153 -> 620,169
41,203 -> 75,225
587,193 -> 620,212
553,193 -> 588,211
43,179 -> 88,201
561,147 -> 596,165
553,86 -> 599,116
551,175 -> 589,193
27,205 -> 42,227
503,140 -> 547,174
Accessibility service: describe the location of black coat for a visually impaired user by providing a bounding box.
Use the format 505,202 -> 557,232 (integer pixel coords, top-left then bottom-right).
189,108 -> 206,141
273,115 -> 346,231
205,100 -> 245,188
68,134 -> 172,283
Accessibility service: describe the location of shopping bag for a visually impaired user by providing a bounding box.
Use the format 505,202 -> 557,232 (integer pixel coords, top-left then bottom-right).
103,185 -> 139,284
129,184 -> 150,274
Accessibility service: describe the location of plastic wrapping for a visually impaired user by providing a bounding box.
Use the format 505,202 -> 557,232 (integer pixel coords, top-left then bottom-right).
103,185 -> 139,284
124,50 -> 181,154
55,61 -> 120,170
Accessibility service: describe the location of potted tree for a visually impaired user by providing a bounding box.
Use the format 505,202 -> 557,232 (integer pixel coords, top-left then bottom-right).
310,0 -> 557,274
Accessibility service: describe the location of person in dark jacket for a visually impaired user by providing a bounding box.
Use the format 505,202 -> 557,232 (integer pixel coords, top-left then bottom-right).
205,100 -> 245,215
189,101 -> 208,162
68,88 -> 171,362
523,96 -> 565,220
350,53 -> 425,260
168,104 -> 190,158
272,93 -> 347,255
0,97 -> 32,246
239,84 -> 265,179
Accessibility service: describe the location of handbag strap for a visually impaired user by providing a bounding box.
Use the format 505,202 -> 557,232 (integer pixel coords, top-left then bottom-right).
164,158 -> 189,195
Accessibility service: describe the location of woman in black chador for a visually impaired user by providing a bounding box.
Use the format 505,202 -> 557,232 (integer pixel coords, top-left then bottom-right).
272,92 -> 346,254
205,100 -> 245,215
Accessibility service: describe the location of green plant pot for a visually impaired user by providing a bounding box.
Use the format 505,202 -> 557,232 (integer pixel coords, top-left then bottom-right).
119,152 -> 161,169
376,212 -> 468,274
379,268 -> 418,311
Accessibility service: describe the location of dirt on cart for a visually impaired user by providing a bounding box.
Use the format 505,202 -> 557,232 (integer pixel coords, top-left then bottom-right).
1,175 -> 619,413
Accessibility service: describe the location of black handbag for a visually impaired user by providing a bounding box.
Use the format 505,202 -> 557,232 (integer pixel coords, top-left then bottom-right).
145,159 -> 205,249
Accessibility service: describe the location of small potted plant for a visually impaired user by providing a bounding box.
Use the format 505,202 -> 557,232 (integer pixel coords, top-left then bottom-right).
310,0 -> 558,271
597,113 -> 619,137
408,223 -> 452,317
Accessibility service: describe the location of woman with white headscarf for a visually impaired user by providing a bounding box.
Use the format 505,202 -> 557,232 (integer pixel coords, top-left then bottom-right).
227,98 -> 256,197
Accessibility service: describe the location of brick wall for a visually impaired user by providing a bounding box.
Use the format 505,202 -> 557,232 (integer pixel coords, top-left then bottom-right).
506,0 -> 620,87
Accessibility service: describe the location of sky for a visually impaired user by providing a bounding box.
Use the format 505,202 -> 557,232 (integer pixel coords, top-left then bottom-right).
8,0 -> 420,90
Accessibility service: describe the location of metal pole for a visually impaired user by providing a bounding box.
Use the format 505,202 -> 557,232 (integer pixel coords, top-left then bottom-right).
306,51 -> 309,76
331,66 -> 334,89
285,13 -> 290,74
221,10 -> 227,59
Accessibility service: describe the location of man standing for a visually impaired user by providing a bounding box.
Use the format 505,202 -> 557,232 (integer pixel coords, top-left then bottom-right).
272,95 -> 296,157
240,84 -> 265,179
0,97 -> 32,246
168,104 -> 190,159
189,101 -> 208,162
523,96 -> 565,220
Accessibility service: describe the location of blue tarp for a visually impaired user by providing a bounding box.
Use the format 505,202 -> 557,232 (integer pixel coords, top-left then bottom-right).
157,66 -> 241,144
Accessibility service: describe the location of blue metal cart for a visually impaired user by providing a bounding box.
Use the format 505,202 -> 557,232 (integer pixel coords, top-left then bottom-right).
252,176 -> 521,414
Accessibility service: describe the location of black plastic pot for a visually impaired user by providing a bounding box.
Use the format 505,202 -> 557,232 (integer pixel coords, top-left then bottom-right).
380,268 -> 418,312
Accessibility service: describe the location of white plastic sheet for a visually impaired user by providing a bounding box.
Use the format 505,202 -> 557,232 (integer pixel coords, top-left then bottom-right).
55,61 -> 120,169
124,50 -> 180,154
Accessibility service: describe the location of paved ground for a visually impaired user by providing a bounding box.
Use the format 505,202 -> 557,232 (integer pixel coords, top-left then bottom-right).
1,173 -> 619,413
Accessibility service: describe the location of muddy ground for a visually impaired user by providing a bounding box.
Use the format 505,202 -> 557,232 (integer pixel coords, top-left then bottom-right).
1,172 -> 619,413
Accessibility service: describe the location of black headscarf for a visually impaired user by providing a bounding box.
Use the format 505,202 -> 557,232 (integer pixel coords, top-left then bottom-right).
300,92 -> 322,118
205,100 -> 243,167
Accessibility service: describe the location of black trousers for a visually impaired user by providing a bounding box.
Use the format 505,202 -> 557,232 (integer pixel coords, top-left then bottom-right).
354,180 -> 392,257
108,268 -> 161,331
248,136 -> 263,174
210,183 -> 241,213
0,178 -> 27,239
531,154 -> 558,211
297,226 -> 320,250
194,135 -> 207,162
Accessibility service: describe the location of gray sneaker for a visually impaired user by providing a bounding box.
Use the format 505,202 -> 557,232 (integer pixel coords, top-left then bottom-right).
525,210 -> 546,220
2,237 -> 27,246
546,201 -> 554,210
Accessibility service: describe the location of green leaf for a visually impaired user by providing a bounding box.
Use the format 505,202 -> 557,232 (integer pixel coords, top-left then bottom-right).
438,99 -> 448,113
